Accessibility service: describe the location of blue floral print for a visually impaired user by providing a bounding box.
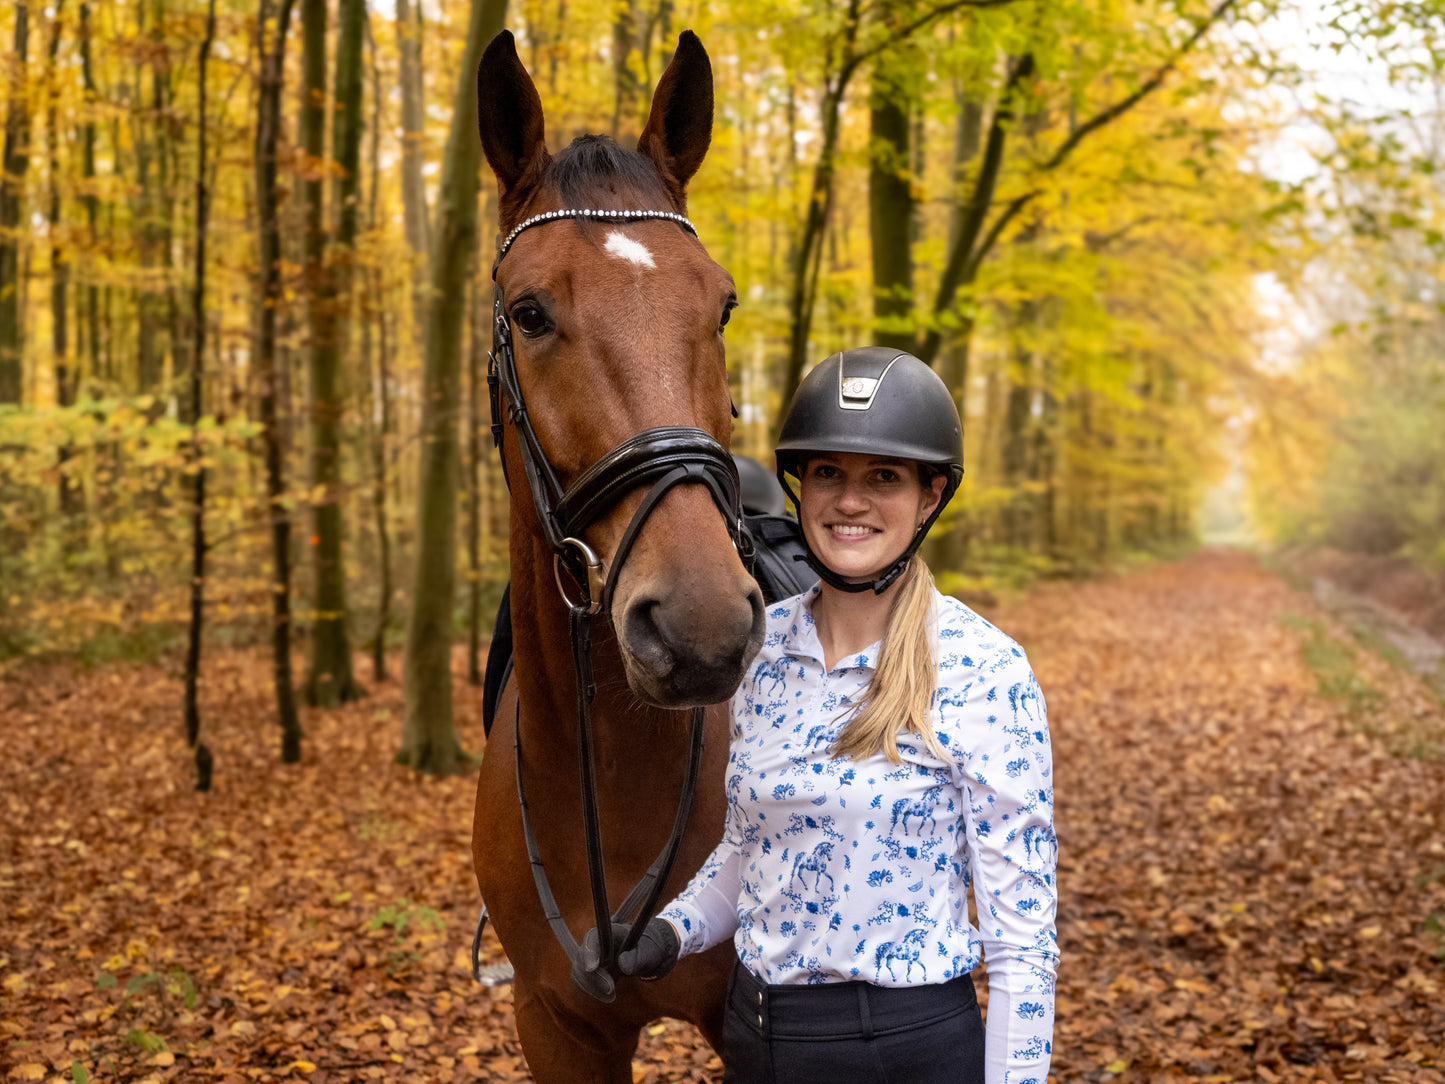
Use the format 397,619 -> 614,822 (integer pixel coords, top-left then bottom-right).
660,585 -> 1058,1083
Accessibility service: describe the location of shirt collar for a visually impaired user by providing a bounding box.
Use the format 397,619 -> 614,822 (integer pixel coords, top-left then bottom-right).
777,584 -> 879,673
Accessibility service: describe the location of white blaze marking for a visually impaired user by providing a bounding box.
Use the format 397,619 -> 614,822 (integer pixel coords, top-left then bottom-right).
603,231 -> 656,269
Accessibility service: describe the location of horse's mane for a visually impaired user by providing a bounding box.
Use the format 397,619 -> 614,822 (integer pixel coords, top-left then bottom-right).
546,134 -> 674,207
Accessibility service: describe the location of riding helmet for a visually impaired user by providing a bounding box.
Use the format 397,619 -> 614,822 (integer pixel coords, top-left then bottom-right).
775,347 -> 963,594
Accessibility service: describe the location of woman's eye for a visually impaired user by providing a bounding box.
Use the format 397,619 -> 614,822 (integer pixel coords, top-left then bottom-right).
513,305 -> 549,336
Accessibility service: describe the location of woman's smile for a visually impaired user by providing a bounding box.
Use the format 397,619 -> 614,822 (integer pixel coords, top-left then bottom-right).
800,453 -> 944,582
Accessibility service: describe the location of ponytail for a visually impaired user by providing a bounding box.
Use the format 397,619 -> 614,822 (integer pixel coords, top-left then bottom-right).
830,556 -> 948,764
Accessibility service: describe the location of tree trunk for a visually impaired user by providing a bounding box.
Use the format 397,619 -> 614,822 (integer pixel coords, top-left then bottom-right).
466,259 -> 484,687
396,0 -> 429,322
80,3 -> 100,388
931,75 -> 986,576
45,5 -> 68,406
365,11 -> 393,684
914,53 -> 1033,369
868,61 -> 913,352
0,2 -> 31,403
301,0 -> 363,706
254,0 -> 303,761
610,0 -> 638,140
184,0 -> 218,793
399,0 -> 510,774
777,0 -> 862,427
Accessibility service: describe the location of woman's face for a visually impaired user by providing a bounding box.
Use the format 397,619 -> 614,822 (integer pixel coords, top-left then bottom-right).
798,452 -> 947,583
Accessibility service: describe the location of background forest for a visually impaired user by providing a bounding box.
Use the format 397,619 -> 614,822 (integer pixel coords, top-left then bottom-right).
5,3 -> 1445,1083
2,0 -> 1444,758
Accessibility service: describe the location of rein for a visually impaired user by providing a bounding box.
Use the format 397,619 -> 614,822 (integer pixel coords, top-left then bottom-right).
483,207 -> 746,1003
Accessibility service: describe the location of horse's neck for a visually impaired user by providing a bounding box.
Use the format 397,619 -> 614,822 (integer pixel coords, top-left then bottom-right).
509,538 -> 684,772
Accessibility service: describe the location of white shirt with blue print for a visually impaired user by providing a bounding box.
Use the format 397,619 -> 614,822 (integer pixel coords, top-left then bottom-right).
659,584 -> 1058,1084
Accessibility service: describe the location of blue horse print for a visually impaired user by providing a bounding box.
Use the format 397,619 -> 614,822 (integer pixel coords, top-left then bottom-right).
890,784 -> 943,835
791,840 -> 835,892
873,927 -> 929,982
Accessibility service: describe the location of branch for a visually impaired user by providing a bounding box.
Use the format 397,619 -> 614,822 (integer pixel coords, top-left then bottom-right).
915,54 -> 1034,364
1038,0 -> 1237,173
920,0 -> 1239,361
845,0 -> 1024,80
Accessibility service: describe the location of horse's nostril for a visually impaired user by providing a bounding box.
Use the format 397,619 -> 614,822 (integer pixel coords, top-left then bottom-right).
624,597 -> 675,674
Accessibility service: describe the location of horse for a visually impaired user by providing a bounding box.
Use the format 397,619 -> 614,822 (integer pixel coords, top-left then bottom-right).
890,784 -> 944,836
873,928 -> 929,984
470,30 -> 765,1083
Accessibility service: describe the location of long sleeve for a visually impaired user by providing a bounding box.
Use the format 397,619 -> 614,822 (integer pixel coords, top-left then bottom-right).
954,659 -> 1058,1084
658,691 -> 748,957
658,838 -> 743,957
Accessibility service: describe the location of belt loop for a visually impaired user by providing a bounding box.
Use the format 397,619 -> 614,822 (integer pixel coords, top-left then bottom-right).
855,983 -> 873,1041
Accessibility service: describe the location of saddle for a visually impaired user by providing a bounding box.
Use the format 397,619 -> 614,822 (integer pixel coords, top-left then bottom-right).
481,509 -> 816,737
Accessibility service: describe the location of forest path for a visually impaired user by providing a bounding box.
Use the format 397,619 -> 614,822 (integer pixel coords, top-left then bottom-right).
1012,548 -> 1444,1082
1,550 -> 1442,1082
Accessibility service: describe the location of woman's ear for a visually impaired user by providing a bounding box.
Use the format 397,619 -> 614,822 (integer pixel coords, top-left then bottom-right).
921,472 -> 947,520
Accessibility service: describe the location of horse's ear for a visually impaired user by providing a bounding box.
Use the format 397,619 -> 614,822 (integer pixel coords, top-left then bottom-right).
637,31 -> 713,208
477,30 -> 549,223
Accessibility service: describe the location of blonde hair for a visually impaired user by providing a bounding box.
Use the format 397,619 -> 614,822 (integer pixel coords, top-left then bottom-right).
830,555 -> 949,764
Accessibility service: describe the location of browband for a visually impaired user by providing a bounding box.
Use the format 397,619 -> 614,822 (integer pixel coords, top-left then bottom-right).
493,208 -> 698,275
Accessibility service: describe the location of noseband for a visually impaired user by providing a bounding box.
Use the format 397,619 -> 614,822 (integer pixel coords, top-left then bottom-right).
483,208 -> 750,1003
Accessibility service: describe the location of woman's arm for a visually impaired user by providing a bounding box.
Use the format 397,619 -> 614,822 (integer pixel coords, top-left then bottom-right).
955,657 -> 1059,1084
657,691 -> 750,956
658,843 -> 744,956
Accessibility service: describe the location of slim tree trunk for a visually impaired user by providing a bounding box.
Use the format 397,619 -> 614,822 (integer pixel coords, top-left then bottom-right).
184,0 -> 218,793
868,58 -> 913,352
777,0 -> 862,426
365,12 -> 393,683
254,0 -> 303,761
45,4 -> 69,405
396,0 -> 429,324
0,2 -> 31,403
301,0 -> 362,706
399,0 -> 510,773
80,3 -> 100,386
610,0 -> 638,140
465,260 -> 484,687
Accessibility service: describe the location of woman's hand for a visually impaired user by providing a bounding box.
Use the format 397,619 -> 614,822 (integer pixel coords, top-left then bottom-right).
581,918 -> 681,980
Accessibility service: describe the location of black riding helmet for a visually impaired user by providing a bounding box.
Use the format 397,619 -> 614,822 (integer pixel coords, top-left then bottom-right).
775,347 -> 963,594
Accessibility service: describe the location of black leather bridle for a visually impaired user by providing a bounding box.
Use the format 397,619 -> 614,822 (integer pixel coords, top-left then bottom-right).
480,207 -> 750,1003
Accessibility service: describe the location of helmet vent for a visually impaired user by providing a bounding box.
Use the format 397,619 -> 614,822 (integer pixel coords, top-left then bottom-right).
839,376 -> 878,408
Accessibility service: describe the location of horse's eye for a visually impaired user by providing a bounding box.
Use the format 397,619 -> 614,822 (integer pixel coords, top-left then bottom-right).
719,301 -> 737,333
513,304 -> 549,337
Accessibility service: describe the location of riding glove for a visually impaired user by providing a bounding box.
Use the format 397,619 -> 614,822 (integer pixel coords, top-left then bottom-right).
582,918 -> 681,980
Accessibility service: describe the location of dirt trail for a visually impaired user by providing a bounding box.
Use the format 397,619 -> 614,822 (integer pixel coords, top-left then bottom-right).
2,549 -> 1442,1082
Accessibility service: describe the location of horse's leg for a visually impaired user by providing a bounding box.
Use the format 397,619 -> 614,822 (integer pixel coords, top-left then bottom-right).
513,982 -> 639,1084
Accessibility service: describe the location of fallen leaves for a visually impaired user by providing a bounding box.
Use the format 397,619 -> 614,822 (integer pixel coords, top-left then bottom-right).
1,550 -> 1442,1081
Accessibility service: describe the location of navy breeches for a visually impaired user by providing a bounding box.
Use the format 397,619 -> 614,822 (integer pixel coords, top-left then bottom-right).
721,960 -> 986,1084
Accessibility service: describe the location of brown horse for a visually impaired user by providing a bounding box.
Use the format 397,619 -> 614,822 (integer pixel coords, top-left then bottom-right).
471,30 -> 763,1083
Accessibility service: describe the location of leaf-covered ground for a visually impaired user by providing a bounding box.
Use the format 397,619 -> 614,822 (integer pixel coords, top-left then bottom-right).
3,550 -> 1443,1083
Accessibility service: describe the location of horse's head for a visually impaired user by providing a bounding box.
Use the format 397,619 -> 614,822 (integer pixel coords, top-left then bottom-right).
478,31 -> 764,707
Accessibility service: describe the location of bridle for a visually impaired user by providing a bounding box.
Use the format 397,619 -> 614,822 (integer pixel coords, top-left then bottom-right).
481,207 -> 751,1003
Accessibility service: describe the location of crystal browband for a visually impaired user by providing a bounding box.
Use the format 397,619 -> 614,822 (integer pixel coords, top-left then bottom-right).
494,208 -> 698,272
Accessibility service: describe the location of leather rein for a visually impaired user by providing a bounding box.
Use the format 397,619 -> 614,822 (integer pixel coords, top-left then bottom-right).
484,207 -> 748,1003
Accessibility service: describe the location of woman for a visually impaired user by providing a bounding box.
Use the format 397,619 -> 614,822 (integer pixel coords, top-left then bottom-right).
598,348 -> 1058,1083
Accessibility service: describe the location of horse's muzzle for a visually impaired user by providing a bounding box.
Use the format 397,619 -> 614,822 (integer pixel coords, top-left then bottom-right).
620,581 -> 764,705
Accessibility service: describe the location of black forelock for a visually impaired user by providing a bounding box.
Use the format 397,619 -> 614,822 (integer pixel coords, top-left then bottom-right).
545,134 -> 672,207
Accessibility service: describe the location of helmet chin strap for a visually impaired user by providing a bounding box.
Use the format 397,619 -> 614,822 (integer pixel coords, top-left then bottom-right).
778,476 -> 950,596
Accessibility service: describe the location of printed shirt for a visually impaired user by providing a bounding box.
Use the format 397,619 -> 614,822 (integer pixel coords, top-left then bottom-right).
660,585 -> 1058,1084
